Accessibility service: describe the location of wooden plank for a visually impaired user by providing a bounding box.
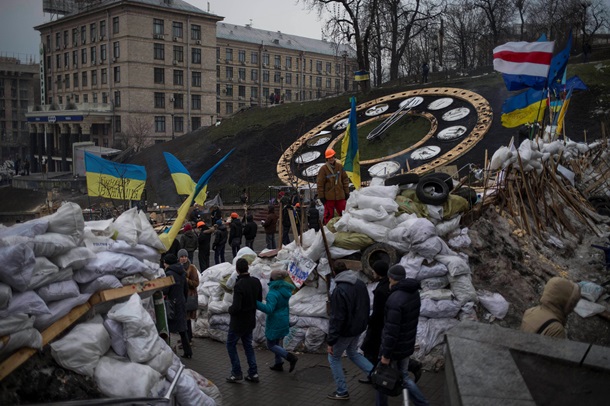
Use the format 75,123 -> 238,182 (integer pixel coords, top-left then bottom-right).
89,276 -> 175,306
341,259 -> 363,272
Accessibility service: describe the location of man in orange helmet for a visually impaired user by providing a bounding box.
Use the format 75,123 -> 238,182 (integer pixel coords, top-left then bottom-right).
316,149 -> 350,224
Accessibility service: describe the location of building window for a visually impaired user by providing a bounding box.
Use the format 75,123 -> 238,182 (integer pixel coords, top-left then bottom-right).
326,62 -> 332,73
113,41 -> 120,58
101,68 -> 107,84
46,34 -> 51,51
154,92 -> 165,108
263,70 -> 269,83
191,48 -> 201,64
225,66 -> 233,80
335,78 -> 340,90
90,23 -> 97,42
72,50 -> 78,67
83,94 -> 88,102
93,93 -> 98,103
114,90 -> 121,107
251,52 -> 258,64
81,48 -> 87,64
326,78 -> 331,88
91,46 -> 97,64
102,92 -> 108,103
216,66 -> 220,78
262,87 -> 269,100
216,83 -> 220,96
100,20 -> 106,38
155,116 -> 165,132
336,63 -> 341,75
56,54 -> 60,69
154,43 -> 164,60
274,55 -> 281,68
191,24 -> 201,40
238,68 -> 245,80
225,84 -> 233,96
73,72 -> 79,87
285,56 -> 292,70
285,89 -> 292,101
262,53 -> 269,66
173,70 -> 183,85
64,52 -> 69,67
172,22 -> 183,38
114,66 -> 120,82
225,102 -> 233,114
285,73 -> 292,84
192,71 -> 201,87
174,115 -> 183,132
173,46 -> 183,62
154,67 -> 164,84
72,28 -> 78,46
316,77 -> 322,88
115,115 -> 121,132
192,117 -> 201,130
81,25 -> 86,44
192,94 -> 201,109
251,69 -> 258,82
64,74 -> 70,89
100,44 -> 107,61
274,72 -> 281,83
238,85 -> 246,98
63,30 -> 68,48
316,60 -> 322,72
82,71 -> 88,86
91,70 -> 97,85
225,48 -> 233,61
74,95 -> 79,103
173,94 -> 184,109
238,50 -> 245,63
153,19 -> 164,35
112,16 -> 119,34
250,86 -> 258,99
55,32 -> 60,50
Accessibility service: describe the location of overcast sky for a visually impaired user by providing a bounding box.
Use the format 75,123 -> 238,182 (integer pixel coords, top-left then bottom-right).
0,0 -> 324,62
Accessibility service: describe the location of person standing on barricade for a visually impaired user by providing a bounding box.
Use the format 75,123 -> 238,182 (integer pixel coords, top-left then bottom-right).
316,149 -> 350,224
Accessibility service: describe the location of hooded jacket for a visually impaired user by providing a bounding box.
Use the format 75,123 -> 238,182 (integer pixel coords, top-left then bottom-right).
180,229 -> 198,252
327,270 -> 370,346
243,218 -> 258,241
520,277 -> 581,338
229,218 -> 243,242
229,272 -> 263,335
380,278 -> 421,360
163,262 -> 188,333
213,223 -> 228,249
256,279 -> 294,340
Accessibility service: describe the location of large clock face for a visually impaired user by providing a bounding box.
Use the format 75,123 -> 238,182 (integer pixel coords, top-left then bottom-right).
277,87 -> 492,186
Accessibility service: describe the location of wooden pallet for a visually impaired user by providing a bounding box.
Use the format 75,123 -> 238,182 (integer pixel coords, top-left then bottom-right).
0,276 -> 174,382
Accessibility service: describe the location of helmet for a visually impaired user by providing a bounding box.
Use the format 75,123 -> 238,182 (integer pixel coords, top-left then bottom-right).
230,212 -> 238,218
295,203 -> 301,208
325,149 -> 336,159
197,221 -> 205,228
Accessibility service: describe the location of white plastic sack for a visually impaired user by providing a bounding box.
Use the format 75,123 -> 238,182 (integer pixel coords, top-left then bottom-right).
435,216 -> 461,237
448,228 -> 471,249
420,289 -> 453,301
449,273 -> 478,306
109,240 -> 161,263
0,282 -> 11,310
47,202 -> 84,241
0,243 -> 36,292
186,369 -> 223,406
334,213 -> 389,242
0,328 -> 42,360
415,317 -> 459,358
477,290 -> 509,319
420,276 -> 449,291
50,314 -> 111,377
51,246 -> 97,270
75,251 -> 153,283
37,280 -> 80,302
0,314 -> 35,337
435,254 -> 470,277
574,299 -> 607,318
0,291 -> 50,318
420,298 -> 461,318
137,210 -> 166,250
94,355 -> 162,398
79,274 -> 123,294
103,317 -> 127,357
34,293 -> 92,331
304,227 -> 335,262
32,233 -> 78,257
28,265 -> 72,291
358,184 -> 400,199
578,281 -> 605,303
0,218 -> 48,239
232,246 -> 257,265
166,362 -> 216,406
111,207 -> 140,247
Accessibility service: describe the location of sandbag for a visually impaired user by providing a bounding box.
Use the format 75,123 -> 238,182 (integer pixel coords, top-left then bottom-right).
0,283 -> 11,310
0,218 -> 48,239
103,317 -> 127,357
333,231 -> 375,250
109,240 -> 161,263
46,202 -> 85,241
27,264 -> 73,291
0,291 -> 50,318
578,281 -> 604,303
449,273 -> 478,306
111,207 -> 139,247
32,233 -> 78,257
137,209 -> 166,250
0,328 -> 42,361
0,314 -> 35,337
37,280 -> 80,303
94,355 -> 162,398
34,293 -> 92,331
186,369 -> 223,406
166,362 -> 216,406
75,251 -> 153,283
51,247 -> 97,270
477,290 -> 509,319
79,274 -> 123,294
0,243 -> 36,292
420,298 -> 461,318
435,254 -> 470,277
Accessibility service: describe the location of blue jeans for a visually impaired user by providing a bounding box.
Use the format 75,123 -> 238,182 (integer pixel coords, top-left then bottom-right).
328,335 -> 373,395
375,358 -> 428,406
265,233 -> 276,249
267,338 -> 289,365
226,330 -> 257,377
214,245 -> 225,264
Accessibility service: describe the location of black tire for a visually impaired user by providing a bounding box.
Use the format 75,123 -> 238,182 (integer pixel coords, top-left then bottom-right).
421,172 -> 454,191
384,173 -> 420,187
452,187 -> 478,207
361,243 -> 398,280
415,177 -> 449,205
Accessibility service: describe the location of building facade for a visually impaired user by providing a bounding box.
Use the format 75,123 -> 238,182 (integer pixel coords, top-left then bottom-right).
26,0 -> 221,173
215,23 -> 357,118
0,57 -> 40,164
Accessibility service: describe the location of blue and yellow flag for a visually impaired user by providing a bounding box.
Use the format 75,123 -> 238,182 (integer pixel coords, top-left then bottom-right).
160,149 -> 235,250
501,88 -> 547,128
163,152 -> 206,206
340,97 -> 361,189
354,70 -> 370,81
555,87 -> 574,135
84,152 -> 146,200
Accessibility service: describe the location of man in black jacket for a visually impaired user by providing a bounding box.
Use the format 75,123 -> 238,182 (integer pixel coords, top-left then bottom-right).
376,265 -> 428,406
326,261 -> 373,401
196,221 -> 214,272
361,260 -> 391,365
212,220 -> 228,264
226,258 -> 263,383
229,212 -> 243,259
242,214 -> 258,250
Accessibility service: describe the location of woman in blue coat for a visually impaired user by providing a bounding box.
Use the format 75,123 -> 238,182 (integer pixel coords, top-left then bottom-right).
256,270 -> 298,372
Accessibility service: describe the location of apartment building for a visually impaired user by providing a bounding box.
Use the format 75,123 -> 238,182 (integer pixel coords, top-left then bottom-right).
0,57 -> 40,164
26,0 -> 221,172
215,22 -> 357,118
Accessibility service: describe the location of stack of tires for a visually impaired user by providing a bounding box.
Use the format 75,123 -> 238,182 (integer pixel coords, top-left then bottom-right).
384,172 -> 478,207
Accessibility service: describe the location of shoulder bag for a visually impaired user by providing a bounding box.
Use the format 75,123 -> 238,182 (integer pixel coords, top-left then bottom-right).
371,363 -> 403,397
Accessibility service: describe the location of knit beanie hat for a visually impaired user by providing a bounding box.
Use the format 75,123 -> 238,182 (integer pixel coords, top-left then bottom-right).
372,260 -> 389,277
183,223 -> 192,232
164,253 -> 178,265
177,249 -> 188,258
387,264 -> 406,281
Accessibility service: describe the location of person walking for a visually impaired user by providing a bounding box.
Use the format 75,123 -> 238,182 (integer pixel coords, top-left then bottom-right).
196,221 -> 214,273
261,205 -> 278,249
243,214 -> 258,250
422,62 -> 430,83
316,149 -> 350,224
229,212 -> 243,260
256,270 -> 298,373
212,220 -> 228,265
280,196 -> 294,246
178,249 -> 199,347
162,253 -> 192,359
179,223 -> 198,263
361,260 -> 391,366
376,265 -> 428,406
520,276 -> 580,338
327,261 -> 373,401
226,258 -> 263,383
24,159 -> 30,176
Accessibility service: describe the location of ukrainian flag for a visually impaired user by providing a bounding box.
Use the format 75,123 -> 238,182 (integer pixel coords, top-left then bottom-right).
160,149 -> 235,250
354,70 -> 370,81
84,152 -> 146,200
340,97 -> 361,189
163,152 -> 206,206
501,88 -> 547,128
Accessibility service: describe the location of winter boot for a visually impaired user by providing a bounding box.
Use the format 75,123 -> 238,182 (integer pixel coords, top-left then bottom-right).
287,352 -> 298,373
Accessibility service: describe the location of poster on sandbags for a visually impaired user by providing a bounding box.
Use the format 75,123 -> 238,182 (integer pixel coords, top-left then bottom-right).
287,254 -> 316,288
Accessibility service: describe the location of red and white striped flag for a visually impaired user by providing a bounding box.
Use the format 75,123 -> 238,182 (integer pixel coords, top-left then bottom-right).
493,41 -> 554,78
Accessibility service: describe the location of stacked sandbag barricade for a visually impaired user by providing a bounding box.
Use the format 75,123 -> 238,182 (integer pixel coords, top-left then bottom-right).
0,202 -> 221,405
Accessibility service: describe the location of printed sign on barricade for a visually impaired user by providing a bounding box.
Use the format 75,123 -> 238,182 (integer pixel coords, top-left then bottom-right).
287,252 -> 316,288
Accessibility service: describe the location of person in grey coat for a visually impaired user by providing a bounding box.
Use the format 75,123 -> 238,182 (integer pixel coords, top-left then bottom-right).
163,253 -> 192,359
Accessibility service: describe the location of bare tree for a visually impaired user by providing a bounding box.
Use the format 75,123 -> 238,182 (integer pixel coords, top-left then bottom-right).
473,0 -> 515,62
114,116 -> 152,152
444,1 -> 485,69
